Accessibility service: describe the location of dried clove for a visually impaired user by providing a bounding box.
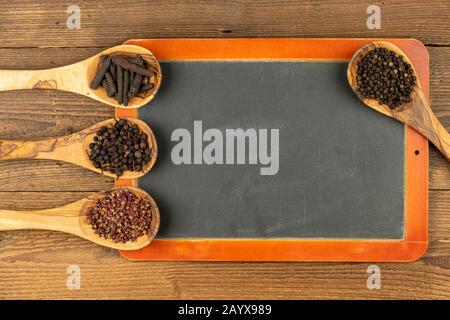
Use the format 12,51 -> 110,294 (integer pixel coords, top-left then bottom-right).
117,65 -> 123,104
102,79 -> 114,97
90,52 -> 157,106
109,63 -> 116,81
104,72 -> 116,96
128,73 -> 143,98
123,70 -> 130,106
90,55 -> 111,89
139,83 -> 154,93
111,56 -> 154,77
130,55 -> 145,67
129,71 -> 135,91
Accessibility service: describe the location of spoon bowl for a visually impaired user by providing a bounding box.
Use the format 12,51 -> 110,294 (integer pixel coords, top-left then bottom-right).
347,41 -> 450,160
78,186 -> 160,250
0,117 -> 158,179
0,44 -> 162,109
85,45 -> 162,108
347,41 -> 421,117
80,118 -> 158,178
0,186 -> 160,250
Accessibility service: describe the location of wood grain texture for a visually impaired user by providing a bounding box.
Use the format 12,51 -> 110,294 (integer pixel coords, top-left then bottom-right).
0,0 -> 449,46
428,46 -> 450,190
0,160 -> 112,192
0,0 -> 449,300
0,190 -> 448,299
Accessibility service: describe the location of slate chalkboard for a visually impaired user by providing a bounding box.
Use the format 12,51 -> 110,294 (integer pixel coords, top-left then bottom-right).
138,61 -> 405,239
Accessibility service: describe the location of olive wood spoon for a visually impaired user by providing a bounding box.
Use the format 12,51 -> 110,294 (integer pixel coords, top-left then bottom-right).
0,118 -> 158,179
0,187 -> 160,250
347,41 -> 450,160
0,44 -> 162,109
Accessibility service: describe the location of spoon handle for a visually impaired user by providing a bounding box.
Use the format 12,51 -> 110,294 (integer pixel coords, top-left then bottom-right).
0,135 -> 82,162
395,88 -> 450,160
0,63 -> 87,93
0,201 -> 84,233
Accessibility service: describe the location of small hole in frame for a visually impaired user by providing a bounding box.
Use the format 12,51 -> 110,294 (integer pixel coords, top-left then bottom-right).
414,150 -> 420,155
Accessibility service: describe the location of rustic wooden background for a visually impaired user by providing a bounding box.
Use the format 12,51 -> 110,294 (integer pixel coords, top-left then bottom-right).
0,0 -> 449,299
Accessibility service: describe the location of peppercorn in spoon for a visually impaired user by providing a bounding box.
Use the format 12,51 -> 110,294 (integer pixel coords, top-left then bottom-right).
347,41 -> 450,160
0,44 -> 162,109
0,118 -> 158,178
0,187 -> 160,250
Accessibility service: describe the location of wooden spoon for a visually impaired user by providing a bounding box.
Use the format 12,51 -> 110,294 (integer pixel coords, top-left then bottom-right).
0,44 -> 162,109
347,41 -> 450,160
0,186 -> 160,250
0,118 -> 158,179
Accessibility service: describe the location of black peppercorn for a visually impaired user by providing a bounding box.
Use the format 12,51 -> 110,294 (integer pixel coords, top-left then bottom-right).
87,119 -> 153,177
356,47 -> 416,109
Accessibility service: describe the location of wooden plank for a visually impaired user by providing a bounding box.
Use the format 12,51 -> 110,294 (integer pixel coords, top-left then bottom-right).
429,45 -> 450,146
0,161 -> 112,191
427,190 -> 450,257
430,149 -> 450,190
3,255 -> 448,299
0,92 -> 111,139
0,0 -> 449,47
428,47 -> 450,189
0,192 -> 92,209
0,47 -> 103,68
0,190 -> 448,299
429,47 -> 450,114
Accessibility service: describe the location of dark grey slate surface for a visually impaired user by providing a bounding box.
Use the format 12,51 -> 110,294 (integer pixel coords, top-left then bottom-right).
138,61 -> 405,239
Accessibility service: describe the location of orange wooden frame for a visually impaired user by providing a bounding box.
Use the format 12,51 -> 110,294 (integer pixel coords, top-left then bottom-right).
116,38 -> 429,262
